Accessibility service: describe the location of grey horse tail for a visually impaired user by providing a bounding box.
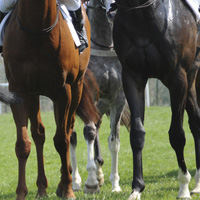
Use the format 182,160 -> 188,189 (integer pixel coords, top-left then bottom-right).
76,68 -> 100,125
120,101 -> 130,132
0,87 -> 21,105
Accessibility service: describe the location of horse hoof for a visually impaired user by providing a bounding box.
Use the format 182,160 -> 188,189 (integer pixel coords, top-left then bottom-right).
56,186 -> 63,197
128,190 -> 141,200
98,177 -> 104,187
112,185 -> 122,192
191,185 -> 200,195
35,193 -> 48,199
72,183 -> 82,192
16,194 -> 26,200
83,184 -> 100,194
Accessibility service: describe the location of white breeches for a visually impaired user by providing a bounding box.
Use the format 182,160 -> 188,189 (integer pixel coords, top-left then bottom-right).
59,0 -> 81,11
0,0 -> 17,13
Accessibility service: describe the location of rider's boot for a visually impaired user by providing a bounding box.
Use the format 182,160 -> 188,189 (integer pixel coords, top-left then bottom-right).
69,7 -> 88,53
0,12 -> 6,54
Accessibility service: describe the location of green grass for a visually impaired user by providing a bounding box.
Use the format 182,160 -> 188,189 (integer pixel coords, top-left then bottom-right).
0,106 -> 200,199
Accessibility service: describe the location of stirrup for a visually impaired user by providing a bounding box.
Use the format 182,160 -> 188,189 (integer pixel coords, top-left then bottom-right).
77,31 -> 88,53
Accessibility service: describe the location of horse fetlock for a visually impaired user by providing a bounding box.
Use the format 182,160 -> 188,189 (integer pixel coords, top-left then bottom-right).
84,122 -> 96,141
72,172 -> 82,191
109,173 -> 121,192
177,169 -> 191,199
95,161 -> 104,186
16,186 -> 28,200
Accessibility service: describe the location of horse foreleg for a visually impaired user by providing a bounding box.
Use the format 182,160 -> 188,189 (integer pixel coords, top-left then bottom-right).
53,85 -> 75,199
11,100 -> 31,200
108,101 -> 125,192
70,130 -> 82,191
28,95 -> 48,198
122,70 -> 146,200
186,69 -> 200,195
168,69 -> 191,199
83,121 -> 100,194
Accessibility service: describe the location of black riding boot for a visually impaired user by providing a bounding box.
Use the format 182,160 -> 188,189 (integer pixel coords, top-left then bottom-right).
69,7 -> 88,53
0,12 -> 6,54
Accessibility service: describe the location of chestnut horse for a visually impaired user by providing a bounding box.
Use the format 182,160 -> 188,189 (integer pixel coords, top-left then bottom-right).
3,0 -> 90,199
113,0 -> 200,199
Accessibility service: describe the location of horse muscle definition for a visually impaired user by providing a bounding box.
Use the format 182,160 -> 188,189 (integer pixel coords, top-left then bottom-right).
113,0 -> 200,199
3,0 -> 91,199
69,0 -> 130,194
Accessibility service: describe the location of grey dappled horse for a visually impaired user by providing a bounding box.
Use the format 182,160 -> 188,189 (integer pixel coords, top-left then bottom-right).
0,87 -> 19,104
70,0 -> 130,194
113,0 -> 200,199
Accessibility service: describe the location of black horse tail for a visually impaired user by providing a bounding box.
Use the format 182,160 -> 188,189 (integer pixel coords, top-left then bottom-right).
120,100 -> 130,132
76,68 -> 100,125
0,87 -> 21,105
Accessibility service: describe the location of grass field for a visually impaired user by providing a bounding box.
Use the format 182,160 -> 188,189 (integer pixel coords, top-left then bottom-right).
0,106 -> 200,200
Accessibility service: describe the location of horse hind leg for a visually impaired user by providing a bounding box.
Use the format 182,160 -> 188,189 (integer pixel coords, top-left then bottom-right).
53,85 -> 75,199
83,121 -> 100,194
168,69 -> 191,199
108,101 -> 125,192
70,130 -> 82,191
28,95 -> 48,197
186,70 -> 200,195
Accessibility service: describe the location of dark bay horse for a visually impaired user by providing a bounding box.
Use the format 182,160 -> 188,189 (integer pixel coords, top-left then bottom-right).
113,0 -> 200,199
69,0 -> 130,193
3,0 -> 91,199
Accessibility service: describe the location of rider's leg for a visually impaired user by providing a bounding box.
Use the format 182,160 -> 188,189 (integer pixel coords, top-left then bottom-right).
69,6 -> 88,53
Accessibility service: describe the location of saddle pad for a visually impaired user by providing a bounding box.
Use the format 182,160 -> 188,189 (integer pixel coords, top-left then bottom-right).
0,4 -> 81,47
185,0 -> 200,21
58,3 -> 81,47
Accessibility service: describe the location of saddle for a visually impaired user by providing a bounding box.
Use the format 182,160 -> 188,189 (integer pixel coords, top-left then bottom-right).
0,4 -> 81,47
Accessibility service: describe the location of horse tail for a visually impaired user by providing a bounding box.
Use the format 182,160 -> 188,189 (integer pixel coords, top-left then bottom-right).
76,68 -> 100,124
120,100 -> 130,132
0,87 -> 21,105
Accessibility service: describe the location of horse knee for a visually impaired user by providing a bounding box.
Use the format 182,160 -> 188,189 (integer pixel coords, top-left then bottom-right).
70,131 -> 77,147
108,135 -> 120,152
31,123 -> 45,144
84,122 -> 96,142
54,133 -> 70,154
169,128 -> 186,151
15,137 -> 31,159
130,118 -> 145,150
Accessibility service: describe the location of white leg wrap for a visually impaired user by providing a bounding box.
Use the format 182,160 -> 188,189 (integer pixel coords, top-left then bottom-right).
177,168 -> 191,199
128,191 -> 141,200
70,144 -> 82,191
108,135 -> 122,192
191,169 -> 200,194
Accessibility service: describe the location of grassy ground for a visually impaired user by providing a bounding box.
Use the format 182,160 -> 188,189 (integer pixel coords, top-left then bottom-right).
0,106 -> 200,199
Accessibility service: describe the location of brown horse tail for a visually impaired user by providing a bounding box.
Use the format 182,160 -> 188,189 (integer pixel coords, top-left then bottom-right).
76,68 -> 100,125
0,87 -> 21,105
120,101 -> 130,132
